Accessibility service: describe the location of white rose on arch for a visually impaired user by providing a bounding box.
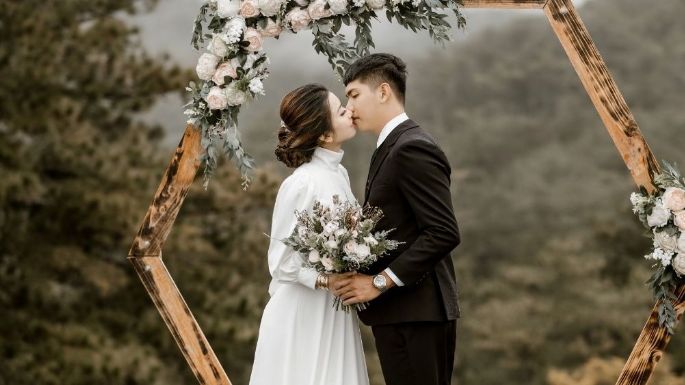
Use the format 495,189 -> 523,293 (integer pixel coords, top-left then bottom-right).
225,82 -> 247,106
663,187 -> 685,211
328,0 -> 349,14
308,0 -> 333,20
653,230 -> 678,253
217,0 -> 241,18
677,233 -> 685,254
647,200 -> 671,228
366,0 -> 385,10
221,17 -> 247,44
196,53 -> 221,81
285,8 -> 312,32
258,0 -> 283,17
673,254 -> 685,277
208,35 -> 230,57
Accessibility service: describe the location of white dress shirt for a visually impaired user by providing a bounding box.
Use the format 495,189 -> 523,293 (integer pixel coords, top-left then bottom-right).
376,112 -> 409,287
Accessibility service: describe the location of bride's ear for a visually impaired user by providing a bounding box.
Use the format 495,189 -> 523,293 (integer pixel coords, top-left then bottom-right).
319,131 -> 333,144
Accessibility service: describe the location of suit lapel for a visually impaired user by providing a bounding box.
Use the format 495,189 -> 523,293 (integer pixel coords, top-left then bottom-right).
364,119 -> 419,203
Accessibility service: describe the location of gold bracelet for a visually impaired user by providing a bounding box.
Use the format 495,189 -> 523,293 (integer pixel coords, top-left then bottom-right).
316,274 -> 329,290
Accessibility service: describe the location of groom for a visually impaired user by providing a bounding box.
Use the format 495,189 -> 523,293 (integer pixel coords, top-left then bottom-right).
333,53 -> 461,385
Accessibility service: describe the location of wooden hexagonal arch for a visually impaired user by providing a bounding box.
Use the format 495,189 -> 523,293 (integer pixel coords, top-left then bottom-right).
127,0 -> 684,384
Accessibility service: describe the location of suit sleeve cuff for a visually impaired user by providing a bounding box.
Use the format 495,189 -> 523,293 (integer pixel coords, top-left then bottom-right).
384,268 -> 405,287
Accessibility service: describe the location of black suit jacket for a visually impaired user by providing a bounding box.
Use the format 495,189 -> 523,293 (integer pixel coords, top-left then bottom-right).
358,119 -> 461,326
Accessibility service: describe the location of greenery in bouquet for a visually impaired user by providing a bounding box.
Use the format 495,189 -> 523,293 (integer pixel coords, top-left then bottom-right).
283,195 -> 402,311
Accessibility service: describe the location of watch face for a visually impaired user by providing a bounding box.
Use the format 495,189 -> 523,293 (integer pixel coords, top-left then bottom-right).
374,275 -> 386,289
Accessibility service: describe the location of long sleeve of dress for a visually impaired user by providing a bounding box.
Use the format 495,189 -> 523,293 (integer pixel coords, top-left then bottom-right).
267,174 -> 320,292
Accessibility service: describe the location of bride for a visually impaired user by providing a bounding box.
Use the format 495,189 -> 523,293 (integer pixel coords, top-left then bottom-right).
248,84 -> 369,385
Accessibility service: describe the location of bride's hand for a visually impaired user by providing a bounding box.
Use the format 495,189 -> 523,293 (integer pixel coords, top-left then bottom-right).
327,271 -> 357,291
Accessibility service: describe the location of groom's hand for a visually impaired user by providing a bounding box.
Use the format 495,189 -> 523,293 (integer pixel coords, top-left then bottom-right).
333,273 -> 394,305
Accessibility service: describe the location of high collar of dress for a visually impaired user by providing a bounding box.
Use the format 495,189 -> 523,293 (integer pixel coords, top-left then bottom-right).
312,146 -> 344,169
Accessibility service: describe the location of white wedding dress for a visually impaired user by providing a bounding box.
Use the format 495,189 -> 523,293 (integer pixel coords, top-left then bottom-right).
248,147 -> 369,385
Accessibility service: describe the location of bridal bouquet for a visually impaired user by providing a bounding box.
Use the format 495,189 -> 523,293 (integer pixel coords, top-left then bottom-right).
630,160 -> 685,334
283,195 -> 402,312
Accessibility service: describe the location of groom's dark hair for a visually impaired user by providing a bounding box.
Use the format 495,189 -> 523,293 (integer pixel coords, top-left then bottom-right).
343,53 -> 407,104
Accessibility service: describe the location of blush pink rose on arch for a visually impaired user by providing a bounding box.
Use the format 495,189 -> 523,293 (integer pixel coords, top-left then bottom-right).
663,187 -> 685,211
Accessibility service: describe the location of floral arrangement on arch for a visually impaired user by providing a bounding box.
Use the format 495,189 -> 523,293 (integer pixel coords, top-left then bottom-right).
630,161 -> 685,334
184,0 -> 465,188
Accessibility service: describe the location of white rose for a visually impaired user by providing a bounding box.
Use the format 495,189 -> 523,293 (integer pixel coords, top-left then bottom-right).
325,239 -> 338,249
258,0 -> 283,16
673,254 -> 685,277
205,86 -> 229,110
363,236 -> 378,246
678,233 -> 685,253
217,0 -> 241,18
195,53 -> 221,81
285,8 -> 312,32
365,0 -> 385,9
243,27 -> 263,51
321,256 -> 334,271
323,222 -> 339,236
308,0 -> 333,20
352,0 -> 365,7
654,230 -> 678,252
647,201 -> 671,228
211,61 -> 238,85
356,244 -> 370,258
221,17 -> 247,44
334,228 -> 346,238
308,249 -> 321,263
328,0 -> 349,14
258,18 -> 283,37
249,78 -> 265,95
674,211 -> 685,231
209,35 -> 230,57
344,240 -> 359,255
225,83 -> 247,106
240,0 -> 260,18
663,187 -> 685,211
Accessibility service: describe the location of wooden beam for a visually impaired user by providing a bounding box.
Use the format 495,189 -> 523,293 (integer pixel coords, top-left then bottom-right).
544,0 -> 684,384
129,124 -> 202,258
615,287 -> 685,385
543,0 -> 659,191
129,256 -> 232,385
128,125 -> 232,385
461,0 -> 547,9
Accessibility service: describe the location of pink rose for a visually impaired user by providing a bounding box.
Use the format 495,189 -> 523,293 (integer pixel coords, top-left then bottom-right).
243,27 -> 263,51
258,18 -> 283,38
308,0 -> 333,20
205,86 -> 228,110
285,8 -> 311,32
211,61 -> 238,85
663,187 -> 685,211
239,0 -> 260,18
674,210 -> 685,231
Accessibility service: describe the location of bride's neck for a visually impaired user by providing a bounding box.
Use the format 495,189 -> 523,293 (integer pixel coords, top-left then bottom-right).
319,142 -> 342,152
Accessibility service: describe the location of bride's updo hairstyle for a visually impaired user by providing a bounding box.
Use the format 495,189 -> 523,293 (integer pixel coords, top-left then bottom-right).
275,83 -> 333,168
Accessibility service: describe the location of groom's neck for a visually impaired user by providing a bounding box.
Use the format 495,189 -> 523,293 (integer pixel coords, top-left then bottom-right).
373,105 -> 406,137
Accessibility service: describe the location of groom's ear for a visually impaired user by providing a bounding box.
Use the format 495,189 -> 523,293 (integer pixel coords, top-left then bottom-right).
378,82 -> 392,104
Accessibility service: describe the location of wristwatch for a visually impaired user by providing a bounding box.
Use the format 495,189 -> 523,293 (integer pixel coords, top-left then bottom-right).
372,274 -> 388,292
